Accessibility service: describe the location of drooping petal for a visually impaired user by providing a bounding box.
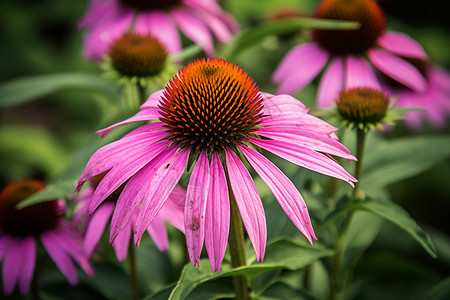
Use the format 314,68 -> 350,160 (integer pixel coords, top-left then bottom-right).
83,202 -> 114,256
185,151 -> 210,267
205,152 -> 230,272
109,140 -> 172,241
171,8 -> 214,55
250,138 -> 357,187
241,146 -> 315,242
75,130 -> 169,192
273,43 -> 329,95
40,232 -> 78,285
134,12 -> 181,54
96,109 -> 161,137
191,7 -> 233,42
261,113 -> 338,136
261,93 -> 309,117
345,55 -> 380,90
147,215 -> 169,251
158,189 -> 186,233
19,236 -> 36,294
225,149 -> 266,262
134,148 -> 189,245
317,57 -> 344,108
257,126 -> 355,161
0,235 -> 12,261
368,49 -> 427,93
378,31 -> 427,60
88,137 -> 169,213
2,238 -> 24,295
112,222 -> 132,262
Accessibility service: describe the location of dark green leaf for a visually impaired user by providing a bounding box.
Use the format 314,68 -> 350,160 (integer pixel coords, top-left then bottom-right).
353,197 -> 437,258
0,72 -> 118,107
259,282 -> 317,300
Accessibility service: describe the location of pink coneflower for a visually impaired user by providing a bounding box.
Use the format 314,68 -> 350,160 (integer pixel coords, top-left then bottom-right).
272,0 -> 428,108
383,64 -> 450,129
76,58 -> 357,272
80,0 -> 239,60
0,180 -> 93,296
74,172 -> 185,261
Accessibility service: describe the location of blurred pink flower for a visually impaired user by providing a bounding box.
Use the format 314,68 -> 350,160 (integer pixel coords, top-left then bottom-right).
272,0 -> 428,108
80,0 -> 239,60
0,180 -> 93,296
386,65 -> 450,129
75,58 -> 357,272
74,184 -> 185,261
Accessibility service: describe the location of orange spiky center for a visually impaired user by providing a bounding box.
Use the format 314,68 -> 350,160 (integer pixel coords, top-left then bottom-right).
312,0 -> 386,55
0,180 -> 60,236
109,32 -> 168,77
119,0 -> 181,11
337,87 -> 389,124
158,58 -> 264,153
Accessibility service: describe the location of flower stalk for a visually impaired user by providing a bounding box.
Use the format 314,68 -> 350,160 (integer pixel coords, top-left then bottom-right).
128,240 -> 140,300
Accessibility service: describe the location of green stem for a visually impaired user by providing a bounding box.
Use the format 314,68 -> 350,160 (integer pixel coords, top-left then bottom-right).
227,175 -> 250,300
330,129 -> 367,300
31,264 -> 40,300
128,241 -> 140,300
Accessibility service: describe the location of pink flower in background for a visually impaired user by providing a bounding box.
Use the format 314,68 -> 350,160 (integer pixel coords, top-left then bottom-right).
272,0 -> 428,108
0,180 -> 93,296
74,178 -> 185,261
80,0 -> 239,60
385,65 -> 450,129
75,58 -> 357,272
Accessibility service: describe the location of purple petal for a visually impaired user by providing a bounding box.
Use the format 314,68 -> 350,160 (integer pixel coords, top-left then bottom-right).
19,236 -> 36,294
140,89 -> 165,109
205,152 -> 230,272
96,109 -> 161,138
0,235 -> 12,261
159,189 -> 186,234
225,149 -> 267,262
241,146 -> 316,242
171,8 -> 214,55
257,127 -> 355,161
134,12 -> 181,55
2,238 -> 25,295
40,232 -> 78,285
261,113 -> 338,136
317,57 -> 344,108
147,215 -> 169,251
109,140 -> 172,241
345,55 -> 380,90
134,148 -> 189,245
185,151 -> 210,266
368,49 -> 427,93
83,202 -> 114,256
273,43 -> 328,94
191,8 -> 233,42
88,135 -> 169,213
261,93 -> 309,117
75,130 -> 169,192
378,31 -> 427,60
112,222 -> 132,262
250,138 -> 357,187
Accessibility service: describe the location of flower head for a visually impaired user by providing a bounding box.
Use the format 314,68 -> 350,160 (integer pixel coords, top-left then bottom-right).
76,58 -> 357,272
74,172 -> 185,261
0,180 -> 93,295
336,87 -> 392,131
102,32 -> 178,87
272,0 -> 428,108
80,0 -> 239,60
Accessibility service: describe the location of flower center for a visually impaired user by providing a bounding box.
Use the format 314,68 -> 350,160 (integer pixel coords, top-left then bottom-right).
109,32 -> 168,77
337,87 -> 389,125
119,0 -> 182,11
0,180 -> 60,236
312,0 -> 386,55
159,58 -> 264,153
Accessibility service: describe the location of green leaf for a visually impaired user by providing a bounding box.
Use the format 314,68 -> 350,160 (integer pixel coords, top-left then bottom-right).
362,135 -> 450,192
352,197 -> 437,258
223,18 -> 359,59
0,125 -> 68,177
259,282 -> 316,300
0,72 -> 118,107
17,179 -> 75,208
169,238 -> 334,300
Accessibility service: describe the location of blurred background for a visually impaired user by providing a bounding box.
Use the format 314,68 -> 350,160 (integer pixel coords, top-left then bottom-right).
0,0 -> 449,299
